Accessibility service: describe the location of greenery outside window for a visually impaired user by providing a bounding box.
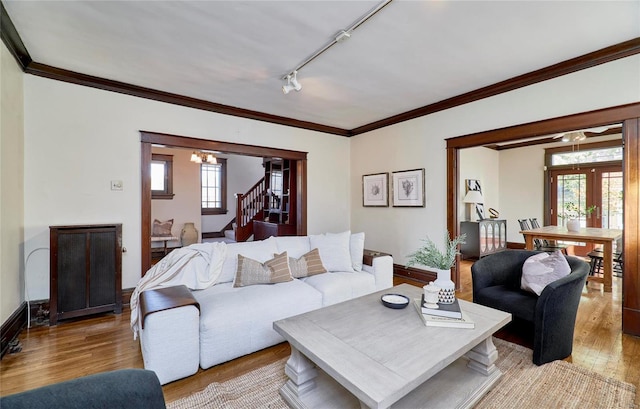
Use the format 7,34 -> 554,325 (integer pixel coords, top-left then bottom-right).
151,154 -> 174,199
202,158 -> 227,215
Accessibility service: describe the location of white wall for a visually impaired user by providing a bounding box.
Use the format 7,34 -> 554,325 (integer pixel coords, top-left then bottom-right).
351,55 -> 640,266
23,76 -> 351,300
459,147 -> 500,222
0,43 -> 25,322
498,145 -> 547,243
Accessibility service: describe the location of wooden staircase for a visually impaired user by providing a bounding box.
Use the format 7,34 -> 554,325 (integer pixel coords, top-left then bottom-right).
234,177 -> 267,242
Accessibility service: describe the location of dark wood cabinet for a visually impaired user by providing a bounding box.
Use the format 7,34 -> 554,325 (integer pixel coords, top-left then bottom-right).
263,158 -> 296,224
257,158 -> 297,239
49,224 -> 122,325
253,220 -> 297,241
460,219 -> 507,259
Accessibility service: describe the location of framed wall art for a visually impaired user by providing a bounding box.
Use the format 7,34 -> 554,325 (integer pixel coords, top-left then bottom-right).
362,172 -> 389,207
392,168 -> 425,207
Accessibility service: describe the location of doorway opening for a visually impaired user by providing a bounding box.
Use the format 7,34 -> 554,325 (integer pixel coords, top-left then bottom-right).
140,131 -> 308,275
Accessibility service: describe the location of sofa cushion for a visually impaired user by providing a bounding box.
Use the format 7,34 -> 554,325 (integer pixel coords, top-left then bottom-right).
350,232 -> 365,272
233,252 -> 292,287
289,248 -> 327,278
303,272 -> 376,306
193,280 -> 323,369
521,251 -> 571,296
273,236 -> 311,258
218,237 -> 278,283
475,284 -> 538,321
310,231 -> 353,272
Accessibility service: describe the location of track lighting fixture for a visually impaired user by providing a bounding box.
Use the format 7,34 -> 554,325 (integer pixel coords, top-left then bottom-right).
279,0 -> 392,94
282,71 -> 302,94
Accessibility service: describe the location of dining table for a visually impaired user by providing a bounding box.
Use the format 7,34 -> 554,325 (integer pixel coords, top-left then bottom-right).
519,225 -> 622,292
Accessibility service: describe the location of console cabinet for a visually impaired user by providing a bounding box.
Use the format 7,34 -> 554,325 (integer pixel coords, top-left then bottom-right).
49,224 -> 122,325
460,219 -> 507,259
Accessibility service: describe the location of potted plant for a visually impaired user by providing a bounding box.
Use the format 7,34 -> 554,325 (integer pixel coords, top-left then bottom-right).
406,232 -> 466,304
560,203 -> 596,232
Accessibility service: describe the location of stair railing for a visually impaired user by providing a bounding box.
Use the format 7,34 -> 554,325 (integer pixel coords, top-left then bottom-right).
234,177 -> 266,242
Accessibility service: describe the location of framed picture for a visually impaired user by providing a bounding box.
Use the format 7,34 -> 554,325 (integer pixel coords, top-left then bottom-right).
362,173 -> 389,207
475,203 -> 486,220
392,168 -> 425,207
466,179 -> 482,194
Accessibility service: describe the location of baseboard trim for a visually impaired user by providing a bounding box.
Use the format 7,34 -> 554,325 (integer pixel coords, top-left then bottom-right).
393,264 -> 437,285
1,302 -> 28,359
507,242 -> 526,249
122,288 -> 134,306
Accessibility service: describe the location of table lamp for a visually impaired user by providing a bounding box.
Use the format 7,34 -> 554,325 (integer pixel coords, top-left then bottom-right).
463,190 -> 484,221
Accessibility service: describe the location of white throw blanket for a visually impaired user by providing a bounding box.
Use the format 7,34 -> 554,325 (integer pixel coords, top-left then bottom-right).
130,242 -> 227,339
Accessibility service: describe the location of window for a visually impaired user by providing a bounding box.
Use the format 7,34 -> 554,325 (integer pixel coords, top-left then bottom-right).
151,154 -> 174,199
551,146 -> 623,166
201,158 -> 227,214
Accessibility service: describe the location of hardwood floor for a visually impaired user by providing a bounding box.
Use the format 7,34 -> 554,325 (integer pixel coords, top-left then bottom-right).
1,260 -> 638,405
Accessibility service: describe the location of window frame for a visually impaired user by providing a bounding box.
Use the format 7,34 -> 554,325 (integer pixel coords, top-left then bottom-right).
201,158 -> 228,215
151,154 -> 174,200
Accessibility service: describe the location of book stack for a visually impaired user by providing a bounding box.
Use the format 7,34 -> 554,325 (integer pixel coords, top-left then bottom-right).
413,296 -> 475,329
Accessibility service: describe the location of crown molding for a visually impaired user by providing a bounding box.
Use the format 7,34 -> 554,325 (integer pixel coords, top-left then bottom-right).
23,62 -> 350,137
1,3 -> 638,138
350,37 -> 640,136
0,1 -> 31,69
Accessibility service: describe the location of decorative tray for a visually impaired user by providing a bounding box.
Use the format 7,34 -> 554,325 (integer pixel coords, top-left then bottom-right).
380,294 -> 410,309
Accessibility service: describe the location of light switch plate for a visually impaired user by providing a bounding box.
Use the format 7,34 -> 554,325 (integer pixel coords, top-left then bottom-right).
111,180 -> 123,191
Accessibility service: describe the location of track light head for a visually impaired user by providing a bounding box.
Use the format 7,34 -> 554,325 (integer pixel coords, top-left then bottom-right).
282,71 -> 302,94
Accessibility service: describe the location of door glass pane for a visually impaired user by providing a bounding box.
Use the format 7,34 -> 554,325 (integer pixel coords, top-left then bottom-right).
557,173 -> 588,227
601,171 -> 623,230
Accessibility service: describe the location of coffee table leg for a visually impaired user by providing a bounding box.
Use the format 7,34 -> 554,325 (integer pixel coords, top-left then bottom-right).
465,337 -> 498,376
280,346 -> 318,407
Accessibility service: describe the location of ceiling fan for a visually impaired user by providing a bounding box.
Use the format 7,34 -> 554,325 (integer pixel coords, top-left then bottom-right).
551,124 -> 622,142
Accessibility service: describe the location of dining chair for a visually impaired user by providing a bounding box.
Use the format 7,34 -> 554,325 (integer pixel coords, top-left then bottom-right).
518,219 -> 568,254
529,218 -> 569,254
588,248 -> 623,278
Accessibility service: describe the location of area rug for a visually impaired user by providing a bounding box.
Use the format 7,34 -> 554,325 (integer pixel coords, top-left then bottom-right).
167,338 -> 636,409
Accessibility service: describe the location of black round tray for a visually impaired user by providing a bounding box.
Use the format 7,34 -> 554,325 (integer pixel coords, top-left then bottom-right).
380,293 -> 410,309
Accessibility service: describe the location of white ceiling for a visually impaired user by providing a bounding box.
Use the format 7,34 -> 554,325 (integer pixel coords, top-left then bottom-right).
4,1 -> 640,131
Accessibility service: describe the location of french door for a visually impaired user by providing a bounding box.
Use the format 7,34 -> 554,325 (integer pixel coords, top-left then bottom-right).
549,165 -> 623,255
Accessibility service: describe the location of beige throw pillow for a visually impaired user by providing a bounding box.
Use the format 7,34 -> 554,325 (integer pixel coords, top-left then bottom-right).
288,248 -> 327,278
152,219 -> 173,237
233,252 -> 292,287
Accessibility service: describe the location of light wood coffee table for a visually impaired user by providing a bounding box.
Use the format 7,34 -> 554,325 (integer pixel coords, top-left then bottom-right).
273,284 -> 511,409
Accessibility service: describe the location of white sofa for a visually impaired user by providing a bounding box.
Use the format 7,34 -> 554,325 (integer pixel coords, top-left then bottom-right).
137,232 -> 393,385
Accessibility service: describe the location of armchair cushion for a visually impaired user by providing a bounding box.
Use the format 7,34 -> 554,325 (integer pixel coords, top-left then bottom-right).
474,285 -> 537,322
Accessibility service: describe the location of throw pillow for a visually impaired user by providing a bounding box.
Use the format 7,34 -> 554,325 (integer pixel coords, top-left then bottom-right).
309,231 -> 353,272
350,232 -> 365,272
233,251 -> 292,287
288,248 -> 327,278
152,219 -> 173,237
218,237 -> 279,283
521,251 -> 571,296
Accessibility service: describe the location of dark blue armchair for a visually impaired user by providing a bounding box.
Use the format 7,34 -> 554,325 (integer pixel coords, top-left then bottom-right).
472,250 -> 589,365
